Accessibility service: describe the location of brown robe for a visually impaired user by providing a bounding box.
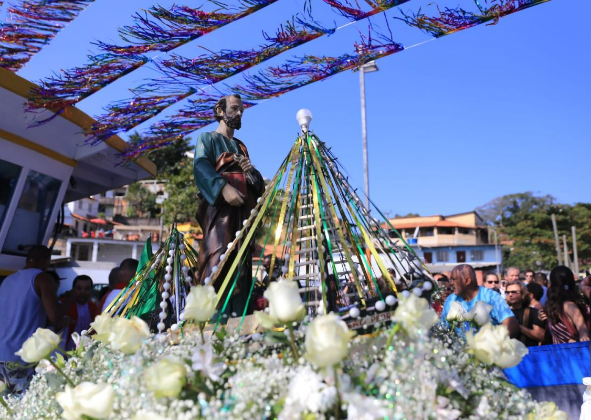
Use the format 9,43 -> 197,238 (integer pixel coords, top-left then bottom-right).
195,140 -> 264,316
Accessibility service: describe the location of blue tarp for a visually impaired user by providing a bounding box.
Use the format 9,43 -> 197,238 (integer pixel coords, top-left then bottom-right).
505,342 -> 590,387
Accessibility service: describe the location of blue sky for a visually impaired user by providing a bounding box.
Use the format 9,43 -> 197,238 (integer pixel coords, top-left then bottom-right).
7,0 -> 591,217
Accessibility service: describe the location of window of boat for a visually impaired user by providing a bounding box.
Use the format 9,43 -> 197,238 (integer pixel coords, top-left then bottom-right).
0,159 -> 22,232
2,170 -> 62,256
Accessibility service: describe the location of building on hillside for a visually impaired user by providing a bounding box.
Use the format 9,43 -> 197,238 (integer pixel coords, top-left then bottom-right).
384,212 -> 502,282
98,188 -> 127,220
63,196 -> 100,236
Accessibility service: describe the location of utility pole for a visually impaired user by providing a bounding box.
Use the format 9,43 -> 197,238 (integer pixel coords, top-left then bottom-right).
562,234 -> 570,269
492,228 -> 500,276
572,226 -> 579,278
551,214 -> 563,265
359,61 -> 378,211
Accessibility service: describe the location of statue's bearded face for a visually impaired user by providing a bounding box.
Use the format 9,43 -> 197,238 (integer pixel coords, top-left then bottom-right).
223,96 -> 244,130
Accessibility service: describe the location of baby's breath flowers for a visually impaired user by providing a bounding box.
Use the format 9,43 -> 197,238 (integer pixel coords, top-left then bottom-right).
0,295 -> 565,420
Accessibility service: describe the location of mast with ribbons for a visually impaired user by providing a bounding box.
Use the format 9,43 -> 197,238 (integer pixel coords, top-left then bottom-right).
102,109 -> 431,333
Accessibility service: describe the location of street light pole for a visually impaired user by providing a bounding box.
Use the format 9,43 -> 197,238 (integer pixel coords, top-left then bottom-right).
359,61 -> 378,211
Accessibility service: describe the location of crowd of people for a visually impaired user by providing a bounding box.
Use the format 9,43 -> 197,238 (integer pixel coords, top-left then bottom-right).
0,246 -> 138,393
435,264 -> 591,345
1,244 -> 589,395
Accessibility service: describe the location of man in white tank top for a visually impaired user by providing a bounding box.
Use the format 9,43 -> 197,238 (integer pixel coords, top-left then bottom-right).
0,246 -> 73,394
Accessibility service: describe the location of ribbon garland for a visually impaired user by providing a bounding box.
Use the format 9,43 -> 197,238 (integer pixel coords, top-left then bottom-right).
25,0 -> 278,115
84,88 -> 197,143
121,0 -> 553,160
398,0 -> 551,37
0,0 -> 95,71
83,17 -> 335,144
26,0 -> 408,136
155,17 -> 336,86
26,53 -> 148,125
322,0 -> 408,21
121,25 -> 403,159
100,0 -> 279,56
120,97 -> 258,159
83,2 -> 408,145
234,27 -> 403,101
15,0 -> 554,156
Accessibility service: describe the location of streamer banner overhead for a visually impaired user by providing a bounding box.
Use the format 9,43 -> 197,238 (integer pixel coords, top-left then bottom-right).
0,0 -> 95,71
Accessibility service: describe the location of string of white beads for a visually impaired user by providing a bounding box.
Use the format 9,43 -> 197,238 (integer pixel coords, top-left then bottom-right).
158,242 -> 175,334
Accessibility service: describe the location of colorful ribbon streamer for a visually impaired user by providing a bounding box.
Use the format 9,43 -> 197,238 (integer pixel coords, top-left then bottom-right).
100,0 -> 279,56
234,28 -> 403,100
25,0 -> 277,114
84,17 -> 335,144
0,0 -> 95,71
398,0 -> 551,37
322,0 -> 409,21
26,54 -> 147,125
154,17 -> 335,86
121,97 -> 257,160
120,25 -> 403,160
84,88 -> 196,143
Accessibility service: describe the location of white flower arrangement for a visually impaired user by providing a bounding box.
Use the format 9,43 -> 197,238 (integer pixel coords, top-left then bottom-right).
0,294 -> 566,420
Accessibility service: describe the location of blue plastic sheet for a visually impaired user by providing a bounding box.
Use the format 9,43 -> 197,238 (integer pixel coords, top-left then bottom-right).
505,342 -> 590,388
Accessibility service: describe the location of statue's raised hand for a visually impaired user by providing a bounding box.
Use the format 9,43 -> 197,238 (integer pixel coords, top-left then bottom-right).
237,156 -> 253,173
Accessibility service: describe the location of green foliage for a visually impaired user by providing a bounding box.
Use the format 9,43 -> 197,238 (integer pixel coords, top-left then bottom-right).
125,182 -> 157,217
161,158 -> 200,225
394,213 -> 420,218
129,132 -> 192,177
127,133 -> 199,225
476,192 -> 591,272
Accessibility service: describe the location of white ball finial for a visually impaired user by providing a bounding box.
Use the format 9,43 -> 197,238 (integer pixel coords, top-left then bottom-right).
296,109 -> 313,133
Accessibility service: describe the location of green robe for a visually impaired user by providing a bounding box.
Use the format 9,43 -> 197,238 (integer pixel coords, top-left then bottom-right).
193,131 -> 262,205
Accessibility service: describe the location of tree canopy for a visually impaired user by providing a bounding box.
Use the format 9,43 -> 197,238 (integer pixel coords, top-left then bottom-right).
476,192 -> 590,273
125,133 -> 199,225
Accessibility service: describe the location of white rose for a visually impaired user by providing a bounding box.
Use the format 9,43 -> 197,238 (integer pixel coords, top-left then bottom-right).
266,280 -> 306,323
132,411 -> 170,420
108,317 -> 150,354
467,301 -> 492,326
15,328 -> 60,363
391,293 -> 438,339
305,313 -> 355,368
183,285 -> 217,322
495,334 -> 529,368
0,380 -> 5,393
528,402 -> 569,420
255,280 -> 305,328
446,301 -> 468,322
145,357 -> 187,398
90,315 -> 115,343
466,323 -> 528,368
56,382 -> 115,420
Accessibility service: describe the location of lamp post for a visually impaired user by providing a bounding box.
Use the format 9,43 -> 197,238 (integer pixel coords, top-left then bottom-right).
359,60 -> 379,210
